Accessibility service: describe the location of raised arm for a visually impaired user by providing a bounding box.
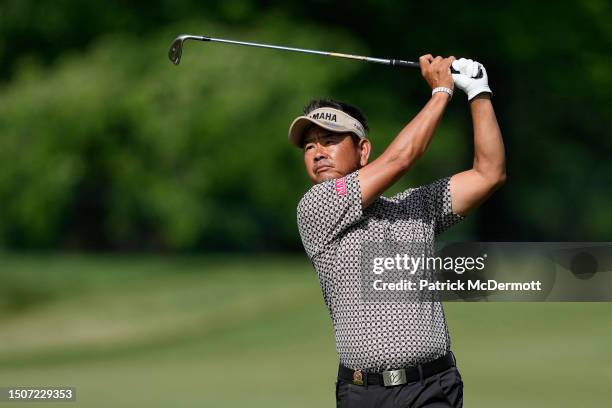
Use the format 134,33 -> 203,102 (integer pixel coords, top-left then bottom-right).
448,60 -> 506,216
358,55 -> 455,207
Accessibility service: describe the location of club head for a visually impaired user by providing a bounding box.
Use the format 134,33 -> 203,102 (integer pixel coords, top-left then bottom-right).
168,35 -> 188,65
168,34 -> 210,65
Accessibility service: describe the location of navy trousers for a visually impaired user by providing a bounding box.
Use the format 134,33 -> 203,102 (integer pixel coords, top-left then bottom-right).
335,366 -> 463,408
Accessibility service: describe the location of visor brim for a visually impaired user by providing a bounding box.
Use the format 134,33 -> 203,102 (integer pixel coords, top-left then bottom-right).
288,116 -> 363,147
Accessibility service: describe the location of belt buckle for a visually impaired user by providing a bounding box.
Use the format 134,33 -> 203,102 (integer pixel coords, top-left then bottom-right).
382,369 -> 407,387
352,369 -> 364,385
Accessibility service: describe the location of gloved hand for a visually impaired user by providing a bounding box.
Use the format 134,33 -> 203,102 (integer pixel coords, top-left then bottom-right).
451,58 -> 492,101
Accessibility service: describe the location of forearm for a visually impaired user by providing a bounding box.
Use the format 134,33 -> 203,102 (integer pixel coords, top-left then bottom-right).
470,95 -> 506,181
448,60 -> 505,216
358,54 -> 455,208
383,92 -> 450,169
357,93 -> 450,207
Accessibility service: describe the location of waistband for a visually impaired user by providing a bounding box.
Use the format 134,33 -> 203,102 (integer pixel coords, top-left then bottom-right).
337,352 -> 456,387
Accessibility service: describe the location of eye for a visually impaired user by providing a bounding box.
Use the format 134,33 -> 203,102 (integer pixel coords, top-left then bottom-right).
323,135 -> 339,145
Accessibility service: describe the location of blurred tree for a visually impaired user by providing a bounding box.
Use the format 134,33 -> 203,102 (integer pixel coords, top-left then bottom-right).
0,0 -> 267,81
0,19 -> 368,250
0,1 -> 610,250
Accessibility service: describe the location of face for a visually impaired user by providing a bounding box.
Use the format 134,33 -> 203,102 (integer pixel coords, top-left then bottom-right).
302,126 -> 371,184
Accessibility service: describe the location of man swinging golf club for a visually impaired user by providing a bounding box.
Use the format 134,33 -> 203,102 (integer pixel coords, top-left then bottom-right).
290,55 -> 506,408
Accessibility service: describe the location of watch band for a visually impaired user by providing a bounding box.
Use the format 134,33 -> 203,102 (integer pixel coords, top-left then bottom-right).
432,87 -> 453,99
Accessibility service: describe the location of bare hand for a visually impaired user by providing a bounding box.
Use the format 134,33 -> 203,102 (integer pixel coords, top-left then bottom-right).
419,54 -> 455,90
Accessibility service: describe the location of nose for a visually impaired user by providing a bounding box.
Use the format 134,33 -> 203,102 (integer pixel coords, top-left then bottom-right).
313,143 -> 329,162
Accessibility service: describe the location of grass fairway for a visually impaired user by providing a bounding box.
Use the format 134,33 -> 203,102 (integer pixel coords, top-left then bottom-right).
0,254 -> 611,407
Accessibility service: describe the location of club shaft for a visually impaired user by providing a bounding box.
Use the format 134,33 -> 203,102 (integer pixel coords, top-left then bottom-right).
205,36 -> 419,68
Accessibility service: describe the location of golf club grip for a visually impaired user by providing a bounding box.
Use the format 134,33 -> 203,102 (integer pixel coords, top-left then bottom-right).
392,59 -> 483,78
393,59 -> 458,73
390,59 -> 419,68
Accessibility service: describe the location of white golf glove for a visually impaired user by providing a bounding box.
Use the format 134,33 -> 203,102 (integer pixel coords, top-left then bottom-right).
451,58 -> 492,101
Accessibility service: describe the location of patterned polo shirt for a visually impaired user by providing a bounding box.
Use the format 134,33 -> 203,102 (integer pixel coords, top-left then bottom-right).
297,170 -> 463,372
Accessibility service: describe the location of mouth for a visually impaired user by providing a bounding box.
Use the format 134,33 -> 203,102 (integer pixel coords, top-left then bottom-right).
314,165 -> 333,174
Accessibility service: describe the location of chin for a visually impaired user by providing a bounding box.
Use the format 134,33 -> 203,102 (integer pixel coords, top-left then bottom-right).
313,169 -> 343,183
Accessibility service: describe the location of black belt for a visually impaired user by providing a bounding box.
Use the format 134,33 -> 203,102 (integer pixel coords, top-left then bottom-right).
338,352 -> 456,387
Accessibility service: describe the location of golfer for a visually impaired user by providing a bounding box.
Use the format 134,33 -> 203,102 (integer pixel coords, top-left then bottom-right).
289,55 -> 505,407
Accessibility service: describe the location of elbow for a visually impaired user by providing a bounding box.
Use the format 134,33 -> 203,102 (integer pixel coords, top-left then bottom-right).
490,171 -> 507,191
474,158 -> 506,190
475,167 -> 506,192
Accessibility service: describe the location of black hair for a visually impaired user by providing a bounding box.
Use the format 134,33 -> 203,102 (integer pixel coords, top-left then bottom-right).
303,98 -> 370,135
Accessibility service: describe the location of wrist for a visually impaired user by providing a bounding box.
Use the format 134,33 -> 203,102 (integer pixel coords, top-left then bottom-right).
469,93 -> 494,114
432,86 -> 453,100
429,91 -> 452,110
469,92 -> 492,102
467,86 -> 492,101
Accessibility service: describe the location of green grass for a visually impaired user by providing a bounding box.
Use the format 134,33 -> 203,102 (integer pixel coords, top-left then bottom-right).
0,254 -> 611,407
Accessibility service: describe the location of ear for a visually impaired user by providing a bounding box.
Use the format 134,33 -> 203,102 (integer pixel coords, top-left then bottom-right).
358,138 -> 371,167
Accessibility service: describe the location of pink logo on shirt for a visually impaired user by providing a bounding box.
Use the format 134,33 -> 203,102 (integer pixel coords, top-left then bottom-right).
335,177 -> 347,196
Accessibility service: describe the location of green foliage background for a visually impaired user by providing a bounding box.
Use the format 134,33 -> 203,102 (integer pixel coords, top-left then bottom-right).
1,0 -> 611,249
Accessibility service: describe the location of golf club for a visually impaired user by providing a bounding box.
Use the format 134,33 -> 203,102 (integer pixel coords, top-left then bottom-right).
168,34 -> 480,77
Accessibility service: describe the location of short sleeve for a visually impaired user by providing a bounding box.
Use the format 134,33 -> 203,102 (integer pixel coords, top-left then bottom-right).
391,176 -> 464,236
297,170 -> 363,260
